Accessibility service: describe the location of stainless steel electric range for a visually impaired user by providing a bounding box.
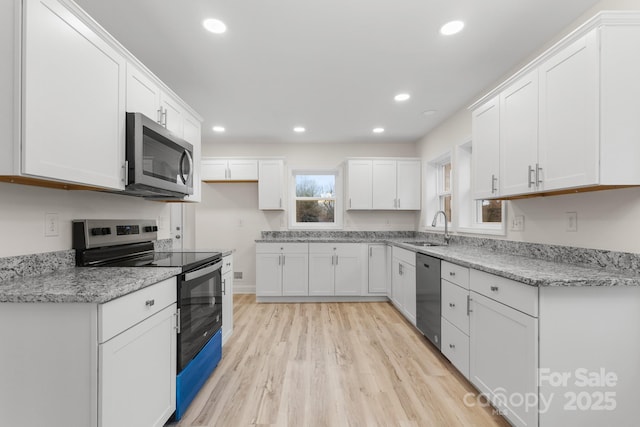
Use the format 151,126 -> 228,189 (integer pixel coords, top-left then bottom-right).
73,219 -> 222,421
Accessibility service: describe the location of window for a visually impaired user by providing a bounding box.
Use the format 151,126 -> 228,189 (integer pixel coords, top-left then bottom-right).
438,161 -> 452,222
289,170 -> 343,229
456,141 -> 505,234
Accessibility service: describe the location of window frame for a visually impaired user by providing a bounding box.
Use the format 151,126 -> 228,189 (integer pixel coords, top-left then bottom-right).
288,168 -> 343,230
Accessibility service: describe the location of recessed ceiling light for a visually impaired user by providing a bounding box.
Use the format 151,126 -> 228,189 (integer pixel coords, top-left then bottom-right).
293,126 -> 306,133
394,93 -> 411,102
422,110 -> 438,116
212,126 -> 226,133
373,127 -> 385,134
440,20 -> 464,36
203,18 -> 227,34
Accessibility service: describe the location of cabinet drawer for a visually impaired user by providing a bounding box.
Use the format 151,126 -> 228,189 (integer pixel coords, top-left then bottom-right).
392,246 -> 415,266
99,277 -> 177,343
441,280 -> 469,334
256,243 -> 308,254
470,269 -> 538,317
441,261 -> 469,289
441,317 -> 470,379
222,254 -> 233,275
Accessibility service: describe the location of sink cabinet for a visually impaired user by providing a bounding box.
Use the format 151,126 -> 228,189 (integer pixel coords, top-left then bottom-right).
256,243 -> 309,296
308,243 -> 367,296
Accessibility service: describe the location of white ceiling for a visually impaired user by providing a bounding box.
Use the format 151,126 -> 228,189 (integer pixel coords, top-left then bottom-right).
75,0 -> 601,145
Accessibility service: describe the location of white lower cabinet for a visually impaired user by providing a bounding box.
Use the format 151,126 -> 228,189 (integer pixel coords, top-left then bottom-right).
222,254 -> 234,345
367,244 -> 388,294
256,243 -> 309,296
0,277 -> 177,427
441,317 -> 470,379
391,247 -> 416,325
308,243 -> 367,296
440,261 -> 471,379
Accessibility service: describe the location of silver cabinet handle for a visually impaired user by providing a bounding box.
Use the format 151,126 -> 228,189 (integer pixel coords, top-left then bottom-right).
282,255 -> 285,266
349,198 -> 352,208
490,286 -> 499,292
449,344 -> 455,349
335,255 -> 338,265
467,294 -> 472,315
528,165 -> 535,188
162,108 -> 168,128
399,263 -> 403,275
222,278 -> 226,295
176,308 -> 181,333
157,108 -> 163,124
145,299 -> 155,307
278,254 -> 281,266
491,174 -> 498,194
536,163 -> 543,186
397,199 -> 401,209
369,247 -> 372,257
449,303 -> 455,308
227,168 -> 231,179
279,198 -> 282,208
393,198 -> 397,208
449,271 -> 455,276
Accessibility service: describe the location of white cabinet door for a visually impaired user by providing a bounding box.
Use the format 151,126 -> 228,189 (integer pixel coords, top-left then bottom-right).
396,160 -> 421,210
372,160 -> 397,209
160,92 -> 183,137
258,160 -> 284,210
222,255 -> 233,345
402,262 -> 416,325
391,257 -> 403,309
500,70 -> 539,196
282,252 -> 309,296
346,160 -> 372,209
539,30 -> 599,191
126,65 -> 162,122
441,317 -> 470,379
255,253 -> 283,296
201,159 -> 228,181
23,0 -> 125,190
470,291 -> 538,427
471,96 -> 500,199
367,244 -> 387,294
228,159 -> 258,181
182,111 -> 202,202
308,252 -> 334,296
441,279 -> 469,334
99,304 -> 176,427
334,244 -> 365,296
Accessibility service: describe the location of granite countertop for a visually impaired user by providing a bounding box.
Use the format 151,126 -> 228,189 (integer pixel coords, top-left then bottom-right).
257,236 -> 640,287
0,267 -> 181,303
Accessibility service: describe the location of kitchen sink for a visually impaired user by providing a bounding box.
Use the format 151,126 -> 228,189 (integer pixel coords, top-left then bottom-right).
402,241 -> 444,247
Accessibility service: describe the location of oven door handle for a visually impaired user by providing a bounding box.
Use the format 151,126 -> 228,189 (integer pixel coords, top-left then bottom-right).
184,261 -> 223,282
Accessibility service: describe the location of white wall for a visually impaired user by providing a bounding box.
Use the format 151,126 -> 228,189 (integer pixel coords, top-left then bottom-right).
0,182 -> 171,257
194,141 -> 419,292
416,0 -> 640,253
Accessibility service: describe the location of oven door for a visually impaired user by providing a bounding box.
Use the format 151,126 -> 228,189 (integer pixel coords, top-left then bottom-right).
177,259 -> 223,372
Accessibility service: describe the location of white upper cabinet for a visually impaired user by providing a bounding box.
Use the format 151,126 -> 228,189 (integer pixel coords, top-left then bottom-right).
538,31 -> 599,192
126,65 -> 162,123
471,13 -> 640,198
160,92 -> 184,137
471,96 -> 500,199
346,159 -> 373,209
182,111 -> 202,202
346,158 -> 420,210
499,70 -> 539,196
258,160 -> 285,210
21,0 -> 126,190
201,158 -> 259,181
371,160 -> 397,209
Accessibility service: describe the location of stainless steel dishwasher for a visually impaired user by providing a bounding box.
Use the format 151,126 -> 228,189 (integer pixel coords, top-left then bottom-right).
416,253 -> 441,349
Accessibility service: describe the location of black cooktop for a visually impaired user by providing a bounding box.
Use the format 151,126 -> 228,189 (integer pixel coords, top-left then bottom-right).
106,251 -> 222,271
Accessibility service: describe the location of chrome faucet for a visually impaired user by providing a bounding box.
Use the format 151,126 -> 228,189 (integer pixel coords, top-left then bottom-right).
431,210 -> 451,244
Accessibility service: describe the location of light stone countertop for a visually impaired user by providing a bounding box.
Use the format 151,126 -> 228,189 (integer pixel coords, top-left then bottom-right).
257,237 -> 640,287
0,267 -> 181,303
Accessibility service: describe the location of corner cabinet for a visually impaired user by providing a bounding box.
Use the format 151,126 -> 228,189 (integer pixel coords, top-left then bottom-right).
18,0 -> 126,190
346,158 -> 421,210
0,277 -> 178,427
470,13 -> 640,198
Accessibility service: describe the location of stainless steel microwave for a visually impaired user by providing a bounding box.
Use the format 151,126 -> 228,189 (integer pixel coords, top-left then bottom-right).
124,112 -> 193,198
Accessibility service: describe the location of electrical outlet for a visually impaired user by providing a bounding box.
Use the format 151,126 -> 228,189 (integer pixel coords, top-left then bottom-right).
565,212 -> 578,232
45,213 -> 59,237
511,215 -> 524,232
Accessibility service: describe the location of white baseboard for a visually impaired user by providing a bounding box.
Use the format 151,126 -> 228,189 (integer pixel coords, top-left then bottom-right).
233,282 -> 256,294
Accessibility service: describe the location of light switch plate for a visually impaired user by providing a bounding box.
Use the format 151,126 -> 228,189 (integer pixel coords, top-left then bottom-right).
45,213 -> 59,237
511,215 -> 524,232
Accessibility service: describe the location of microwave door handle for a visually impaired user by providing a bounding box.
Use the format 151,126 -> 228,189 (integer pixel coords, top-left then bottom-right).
179,150 -> 193,185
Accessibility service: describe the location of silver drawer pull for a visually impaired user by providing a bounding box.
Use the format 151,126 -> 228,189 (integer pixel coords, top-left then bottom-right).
449,272 -> 455,276
449,303 -> 455,308
449,344 -> 455,349
490,286 -> 499,292
145,299 -> 155,307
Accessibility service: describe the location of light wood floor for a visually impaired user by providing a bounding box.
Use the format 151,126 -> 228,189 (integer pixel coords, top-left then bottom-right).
173,295 -> 510,427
